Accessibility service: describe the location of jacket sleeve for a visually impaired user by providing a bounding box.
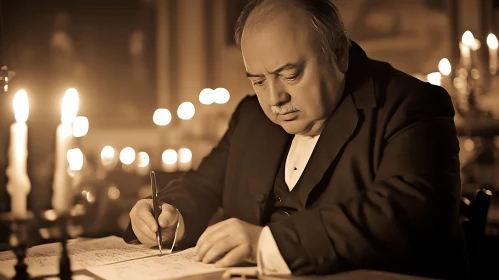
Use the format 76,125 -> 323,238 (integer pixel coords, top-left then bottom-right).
123,96 -> 249,247
267,84 -> 463,277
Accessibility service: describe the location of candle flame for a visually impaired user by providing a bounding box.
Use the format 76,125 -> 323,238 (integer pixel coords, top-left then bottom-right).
487,33 -> 498,50
462,31 -> 475,47
61,88 -> 79,124
438,58 -> 452,76
13,89 -> 29,123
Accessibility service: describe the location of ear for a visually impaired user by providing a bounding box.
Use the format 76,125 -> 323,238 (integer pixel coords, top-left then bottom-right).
335,41 -> 349,73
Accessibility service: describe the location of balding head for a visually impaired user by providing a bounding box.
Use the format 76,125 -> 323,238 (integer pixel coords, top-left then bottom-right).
234,0 -> 350,66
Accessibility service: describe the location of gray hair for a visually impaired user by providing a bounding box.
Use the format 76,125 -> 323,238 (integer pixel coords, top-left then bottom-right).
233,0 -> 350,64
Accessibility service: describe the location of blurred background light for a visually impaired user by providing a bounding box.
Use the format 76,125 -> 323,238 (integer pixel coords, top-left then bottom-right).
177,102 -> 195,120
214,88 -> 230,104
119,147 -> 136,165
162,149 -> 178,165
73,116 -> 89,137
199,88 -> 214,105
153,108 -> 172,126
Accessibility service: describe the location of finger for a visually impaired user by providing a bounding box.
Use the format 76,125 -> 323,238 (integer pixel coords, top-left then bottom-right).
158,203 -> 178,228
195,227 -> 231,262
196,218 -> 233,250
131,219 -> 157,244
202,237 -> 239,264
136,201 -> 158,232
215,244 -> 250,268
136,218 -> 158,242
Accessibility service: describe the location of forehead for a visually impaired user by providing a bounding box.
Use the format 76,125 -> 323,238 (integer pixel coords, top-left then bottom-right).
241,6 -> 321,73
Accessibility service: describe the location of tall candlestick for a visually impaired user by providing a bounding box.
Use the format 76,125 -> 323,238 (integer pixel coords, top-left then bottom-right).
52,88 -> 79,214
6,90 -> 31,218
487,33 -> 498,75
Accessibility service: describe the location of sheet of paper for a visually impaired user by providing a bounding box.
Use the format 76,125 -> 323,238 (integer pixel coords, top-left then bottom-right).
87,247 -> 224,280
0,236 -> 159,278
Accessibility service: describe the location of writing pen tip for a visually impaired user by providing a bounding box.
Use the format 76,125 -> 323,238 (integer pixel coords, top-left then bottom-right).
159,244 -> 162,254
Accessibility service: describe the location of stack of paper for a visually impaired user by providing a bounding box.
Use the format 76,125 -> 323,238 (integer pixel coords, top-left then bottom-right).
0,236 -> 224,280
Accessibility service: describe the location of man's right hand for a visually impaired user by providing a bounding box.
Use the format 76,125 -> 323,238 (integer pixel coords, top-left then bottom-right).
129,199 -> 181,247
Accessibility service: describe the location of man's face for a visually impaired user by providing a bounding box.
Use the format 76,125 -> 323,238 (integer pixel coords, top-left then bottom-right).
241,7 -> 346,136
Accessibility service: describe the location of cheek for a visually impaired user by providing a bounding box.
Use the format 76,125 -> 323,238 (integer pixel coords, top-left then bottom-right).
291,81 -> 327,117
255,92 -> 276,118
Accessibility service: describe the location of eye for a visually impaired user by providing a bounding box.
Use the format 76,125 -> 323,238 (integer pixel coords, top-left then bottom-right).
283,72 -> 301,82
253,80 -> 265,87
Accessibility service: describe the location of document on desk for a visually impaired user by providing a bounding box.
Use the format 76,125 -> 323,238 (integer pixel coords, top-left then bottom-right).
87,247 -> 223,280
0,235 -> 222,279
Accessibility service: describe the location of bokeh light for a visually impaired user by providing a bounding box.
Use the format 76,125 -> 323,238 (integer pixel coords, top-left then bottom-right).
162,149 -> 178,164
73,116 -> 89,137
177,102 -> 195,120
153,108 -> 172,126
178,148 -> 192,163
119,147 -> 136,165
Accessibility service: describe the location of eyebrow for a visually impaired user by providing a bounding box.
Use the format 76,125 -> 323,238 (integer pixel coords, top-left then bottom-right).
245,63 -> 298,78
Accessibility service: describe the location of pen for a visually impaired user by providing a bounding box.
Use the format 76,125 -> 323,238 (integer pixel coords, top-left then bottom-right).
150,171 -> 163,254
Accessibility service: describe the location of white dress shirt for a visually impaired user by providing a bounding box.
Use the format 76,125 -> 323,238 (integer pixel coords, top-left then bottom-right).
257,134 -> 320,275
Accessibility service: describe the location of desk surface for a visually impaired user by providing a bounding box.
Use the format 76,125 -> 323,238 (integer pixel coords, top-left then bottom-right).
72,269 -> 438,280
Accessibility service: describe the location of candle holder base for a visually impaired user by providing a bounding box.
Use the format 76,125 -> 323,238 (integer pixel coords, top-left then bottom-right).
12,244 -> 30,280
0,212 -> 35,280
58,215 -> 72,280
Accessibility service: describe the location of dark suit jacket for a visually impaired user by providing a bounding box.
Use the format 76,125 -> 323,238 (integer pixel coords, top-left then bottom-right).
126,42 -> 465,278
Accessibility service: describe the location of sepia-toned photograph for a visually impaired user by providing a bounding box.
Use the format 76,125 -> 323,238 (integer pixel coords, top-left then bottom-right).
0,0 -> 499,279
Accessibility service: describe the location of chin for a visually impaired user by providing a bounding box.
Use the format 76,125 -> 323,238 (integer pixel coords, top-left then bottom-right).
278,120 -> 307,135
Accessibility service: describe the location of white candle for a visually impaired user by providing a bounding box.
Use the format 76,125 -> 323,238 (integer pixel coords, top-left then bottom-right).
460,31 -> 474,70
52,88 -> 79,214
487,33 -> 498,75
6,90 -> 31,218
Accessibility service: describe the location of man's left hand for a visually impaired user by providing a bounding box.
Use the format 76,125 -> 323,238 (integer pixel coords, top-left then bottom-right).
195,218 -> 263,267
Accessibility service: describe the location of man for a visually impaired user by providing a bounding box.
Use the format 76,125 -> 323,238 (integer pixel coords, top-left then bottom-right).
125,0 -> 465,278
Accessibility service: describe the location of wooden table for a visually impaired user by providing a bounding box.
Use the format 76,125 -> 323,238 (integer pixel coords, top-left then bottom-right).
70,269 -> 439,280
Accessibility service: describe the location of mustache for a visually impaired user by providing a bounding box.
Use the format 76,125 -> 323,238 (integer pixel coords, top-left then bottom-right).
271,103 -> 300,115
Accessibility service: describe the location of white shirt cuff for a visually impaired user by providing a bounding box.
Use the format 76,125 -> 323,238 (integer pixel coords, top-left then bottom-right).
257,226 -> 292,276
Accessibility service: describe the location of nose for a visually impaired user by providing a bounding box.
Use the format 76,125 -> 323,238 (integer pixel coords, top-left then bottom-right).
268,79 -> 290,106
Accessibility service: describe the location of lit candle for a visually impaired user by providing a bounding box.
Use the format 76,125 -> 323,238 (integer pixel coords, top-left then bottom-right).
460,31 -> 474,70
52,88 -> 79,214
6,90 -> 31,218
438,58 -> 452,90
487,33 -> 498,75
177,148 -> 192,171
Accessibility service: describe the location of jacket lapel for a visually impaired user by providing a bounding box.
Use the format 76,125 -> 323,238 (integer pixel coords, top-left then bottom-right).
297,41 -> 376,206
297,94 -> 359,206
